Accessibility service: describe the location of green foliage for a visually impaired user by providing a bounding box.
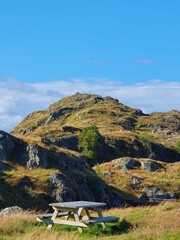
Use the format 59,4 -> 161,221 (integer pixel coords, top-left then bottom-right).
78,125 -> 101,164
82,220 -> 132,237
138,132 -> 153,153
175,141 -> 180,154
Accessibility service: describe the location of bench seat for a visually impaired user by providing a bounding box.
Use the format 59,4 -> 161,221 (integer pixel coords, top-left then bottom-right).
82,216 -> 119,224
37,211 -> 68,218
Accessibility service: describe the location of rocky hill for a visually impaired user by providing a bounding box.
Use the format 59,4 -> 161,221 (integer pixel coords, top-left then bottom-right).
0,93 -> 179,210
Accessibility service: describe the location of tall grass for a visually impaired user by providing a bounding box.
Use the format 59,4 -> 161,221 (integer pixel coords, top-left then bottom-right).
0,202 -> 179,240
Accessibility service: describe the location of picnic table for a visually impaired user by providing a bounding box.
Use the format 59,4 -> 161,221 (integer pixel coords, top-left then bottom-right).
37,201 -> 119,232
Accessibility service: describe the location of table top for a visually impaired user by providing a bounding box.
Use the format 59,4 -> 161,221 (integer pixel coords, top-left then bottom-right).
49,201 -> 106,209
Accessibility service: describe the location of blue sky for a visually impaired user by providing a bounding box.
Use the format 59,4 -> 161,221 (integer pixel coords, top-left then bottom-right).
0,1 -> 180,131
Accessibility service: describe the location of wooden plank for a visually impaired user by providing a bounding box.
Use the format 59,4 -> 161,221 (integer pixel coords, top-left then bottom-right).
82,216 -> 119,224
52,206 -> 76,211
36,212 -> 69,218
37,217 -> 53,224
49,201 -> 106,209
53,219 -> 88,228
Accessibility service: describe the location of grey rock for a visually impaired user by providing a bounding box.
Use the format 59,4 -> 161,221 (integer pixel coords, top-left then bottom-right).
26,144 -> 48,169
50,172 -> 77,202
45,108 -> 74,125
0,206 -> 23,217
61,126 -> 80,133
112,165 -> 122,170
92,96 -> 104,104
16,143 -> 48,169
104,96 -> 119,103
141,160 -> 163,172
103,170 -> 114,176
112,157 -> 140,170
55,135 -> 78,151
0,131 -> 17,160
124,158 -> 140,169
144,186 -> 176,200
130,176 -> 143,185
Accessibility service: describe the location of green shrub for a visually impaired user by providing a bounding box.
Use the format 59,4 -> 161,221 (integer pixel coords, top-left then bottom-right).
138,132 -> 153,153
175,141 -> 180,154
78,125 -> 101,164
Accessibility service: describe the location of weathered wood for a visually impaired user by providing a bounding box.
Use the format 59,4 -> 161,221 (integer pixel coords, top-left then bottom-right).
49,201 -> 106,209
96,207 -> 105,228
36,211 -> 68,218
53,219 -> 88,228
37,201 -> 118,233
82,216 -> 119,224
37,217 -> 54,224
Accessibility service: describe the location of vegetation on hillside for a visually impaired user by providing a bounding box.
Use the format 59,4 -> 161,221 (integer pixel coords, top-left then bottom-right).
78,125 -> 101,165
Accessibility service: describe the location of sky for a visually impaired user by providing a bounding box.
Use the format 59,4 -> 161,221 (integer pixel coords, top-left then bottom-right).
0,0 -> 180,132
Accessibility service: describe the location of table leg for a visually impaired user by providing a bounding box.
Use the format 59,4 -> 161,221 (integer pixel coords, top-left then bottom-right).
73,210 -> 83,233
96,207 -> 105,228
47,209 -> 58,230
84,208 -> 91,220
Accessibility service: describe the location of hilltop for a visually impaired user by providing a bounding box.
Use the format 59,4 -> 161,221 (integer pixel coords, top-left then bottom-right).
11,93 -> 180,162
0,93 -> 179,210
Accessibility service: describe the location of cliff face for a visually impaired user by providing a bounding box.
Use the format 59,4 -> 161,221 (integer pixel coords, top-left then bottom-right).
0,93 -> 179,210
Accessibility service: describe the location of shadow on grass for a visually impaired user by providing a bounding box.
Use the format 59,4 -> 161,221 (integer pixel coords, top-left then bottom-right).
82,220 -> 133,237
54,219 -> 133,237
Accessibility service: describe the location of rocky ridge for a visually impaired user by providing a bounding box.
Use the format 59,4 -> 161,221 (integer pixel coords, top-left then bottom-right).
0,93 -> 179,210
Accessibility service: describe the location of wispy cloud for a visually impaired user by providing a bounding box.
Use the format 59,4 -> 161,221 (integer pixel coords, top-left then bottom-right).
136,57 -> 154,64
0,77 -> 179,132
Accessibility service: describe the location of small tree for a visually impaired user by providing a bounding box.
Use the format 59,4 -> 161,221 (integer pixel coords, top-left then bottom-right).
78,125 -> 101,164
138,132 -> 153,154
175,141 -> 180,154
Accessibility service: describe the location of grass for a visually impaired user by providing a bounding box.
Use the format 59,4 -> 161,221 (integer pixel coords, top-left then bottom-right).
0,201 -> 179,240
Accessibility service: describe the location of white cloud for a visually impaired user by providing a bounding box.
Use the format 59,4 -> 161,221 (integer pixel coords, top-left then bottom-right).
0,77 -> 179,132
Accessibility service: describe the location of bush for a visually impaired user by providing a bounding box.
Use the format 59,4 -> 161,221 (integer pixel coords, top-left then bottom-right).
175,141 -> 180,154
138,132 -> 153,153
78,126 -> 101,165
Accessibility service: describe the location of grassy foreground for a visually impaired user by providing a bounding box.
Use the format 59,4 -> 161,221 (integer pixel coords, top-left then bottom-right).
0,201 -> 179,240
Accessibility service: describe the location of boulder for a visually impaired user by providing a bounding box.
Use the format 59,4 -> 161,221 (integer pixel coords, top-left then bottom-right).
130,176 -> 143,185
141,160 -> 163,172
50,172 -> 77,202
143,186 -> 176,201
112,157 -> 140,171
55,135 -> 78,151
0,206 -> 23,217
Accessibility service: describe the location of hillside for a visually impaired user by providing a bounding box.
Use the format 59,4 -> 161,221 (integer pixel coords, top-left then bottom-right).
11,93 -> 180,162
0,93 -> 179,210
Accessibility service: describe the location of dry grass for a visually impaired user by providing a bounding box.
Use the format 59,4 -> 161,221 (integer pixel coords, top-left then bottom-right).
94,159 -> 180,197
0,202 -> 179,240
16,230 -> 80,240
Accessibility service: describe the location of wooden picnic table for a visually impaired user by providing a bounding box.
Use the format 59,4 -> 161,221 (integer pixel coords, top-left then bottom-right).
37,201 -> 119,232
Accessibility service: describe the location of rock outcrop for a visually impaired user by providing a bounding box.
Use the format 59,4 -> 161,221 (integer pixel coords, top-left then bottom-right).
0,131 -> 17,160
141,160 -> 164,172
